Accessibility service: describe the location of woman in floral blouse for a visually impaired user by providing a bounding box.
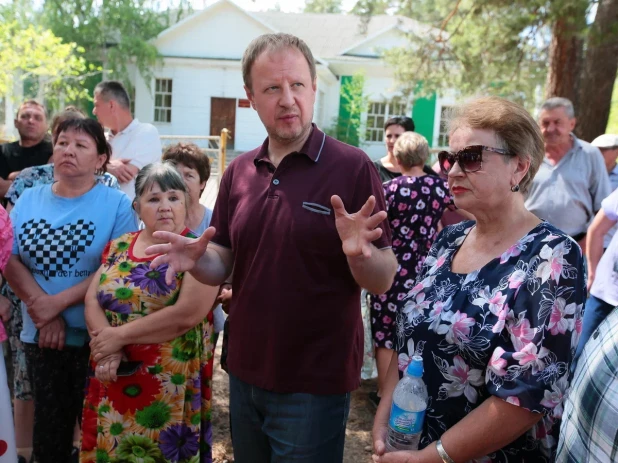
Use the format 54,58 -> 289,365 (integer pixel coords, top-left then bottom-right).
80,163 -> 218,463
373,97 -> 585,463
370,132 -> 455,405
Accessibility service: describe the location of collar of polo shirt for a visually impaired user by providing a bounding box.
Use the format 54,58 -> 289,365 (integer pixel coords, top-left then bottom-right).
253,123 -> 327,167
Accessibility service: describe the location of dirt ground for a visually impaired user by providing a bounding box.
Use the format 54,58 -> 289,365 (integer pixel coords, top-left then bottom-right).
210,344 -> 378,463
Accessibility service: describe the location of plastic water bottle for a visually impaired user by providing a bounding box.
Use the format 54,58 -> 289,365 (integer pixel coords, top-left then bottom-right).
386,355 -> 428,452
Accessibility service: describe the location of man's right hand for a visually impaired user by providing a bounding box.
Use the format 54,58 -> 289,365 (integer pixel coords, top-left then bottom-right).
146,226 -> 216,285
107,159 -> 137,183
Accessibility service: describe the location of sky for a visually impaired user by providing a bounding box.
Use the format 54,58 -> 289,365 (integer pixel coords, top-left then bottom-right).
197,0 -> 358,13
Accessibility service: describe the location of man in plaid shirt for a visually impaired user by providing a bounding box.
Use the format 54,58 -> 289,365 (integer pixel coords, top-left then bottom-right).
557,306 -> 618,462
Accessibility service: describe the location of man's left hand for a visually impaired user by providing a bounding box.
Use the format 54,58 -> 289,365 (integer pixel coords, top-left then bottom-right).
331,195 -> 386,259
27,294 -> 66,329
107,159 -> 137,184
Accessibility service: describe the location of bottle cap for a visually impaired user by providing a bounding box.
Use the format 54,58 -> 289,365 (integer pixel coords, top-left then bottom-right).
406,355 -> 423,377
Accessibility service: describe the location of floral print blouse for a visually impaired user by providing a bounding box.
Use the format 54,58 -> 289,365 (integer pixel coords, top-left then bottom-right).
396,220 -> 586,462
6,163 -> 119,205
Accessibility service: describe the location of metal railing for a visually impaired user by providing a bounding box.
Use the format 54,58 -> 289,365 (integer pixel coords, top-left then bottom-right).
159,129 -> 230,183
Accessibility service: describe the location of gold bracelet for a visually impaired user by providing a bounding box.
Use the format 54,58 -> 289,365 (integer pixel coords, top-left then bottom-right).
436,439 -> 455,463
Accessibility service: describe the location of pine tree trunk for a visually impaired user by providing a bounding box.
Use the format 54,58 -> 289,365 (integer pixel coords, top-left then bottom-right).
545,15 -> 586,107
576,0 -> 618,141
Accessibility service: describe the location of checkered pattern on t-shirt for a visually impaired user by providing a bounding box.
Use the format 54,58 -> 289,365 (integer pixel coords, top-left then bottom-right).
19,218 -> 96,278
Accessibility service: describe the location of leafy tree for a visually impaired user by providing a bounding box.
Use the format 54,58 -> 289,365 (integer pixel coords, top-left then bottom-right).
358,0 -> 618,138
40,0 -> 191,81
304,0 -> 343,13
0,19 -> 90,105
328,72 -> 369,146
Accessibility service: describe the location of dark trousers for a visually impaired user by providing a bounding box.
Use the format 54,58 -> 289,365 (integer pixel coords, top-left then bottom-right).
229,373 -> 350,463
24,343 -> 90,463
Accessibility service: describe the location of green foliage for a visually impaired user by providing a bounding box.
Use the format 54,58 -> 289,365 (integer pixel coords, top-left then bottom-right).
331,72 -> 369,146
0,19 -> 91,104
357,0 -> 593,109
351,0 -> 391,15
40,0 -> 192,83
304,0 -> 343,13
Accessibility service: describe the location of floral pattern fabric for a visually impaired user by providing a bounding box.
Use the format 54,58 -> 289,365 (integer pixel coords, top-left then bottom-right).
0,206 -> 13,343
396,220 -> 585,462
80,231 -> 214,463
370,175 -> 452,348
6,163 -> 119,205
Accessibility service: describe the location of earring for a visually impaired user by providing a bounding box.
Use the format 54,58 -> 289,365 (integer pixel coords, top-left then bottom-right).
511,184 -> 520,193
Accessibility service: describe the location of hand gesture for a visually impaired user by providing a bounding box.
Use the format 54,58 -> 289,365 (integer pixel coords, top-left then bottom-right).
90,326 -> 125,362
38,316 -> 66,350
94,351 -> 124,383
146,226 -> 216,285
0,295 -> 11,324
27,294 -> 65,329
331,195 -> 387,259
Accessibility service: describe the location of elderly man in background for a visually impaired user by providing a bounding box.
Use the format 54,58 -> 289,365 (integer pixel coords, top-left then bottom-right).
525,97 -> 611,252
0,100 -> 52,198
92,80 -> 161,199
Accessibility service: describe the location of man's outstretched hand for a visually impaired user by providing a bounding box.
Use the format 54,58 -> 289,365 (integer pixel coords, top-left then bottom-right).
331,195 -> 386,259
145,227 -> 216,285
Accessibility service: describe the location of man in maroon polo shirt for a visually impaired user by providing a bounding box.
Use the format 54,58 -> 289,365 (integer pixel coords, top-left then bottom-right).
148,33 -> 397,462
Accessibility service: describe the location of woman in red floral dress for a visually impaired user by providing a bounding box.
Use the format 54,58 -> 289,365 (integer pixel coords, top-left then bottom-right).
80,163 -> 218,463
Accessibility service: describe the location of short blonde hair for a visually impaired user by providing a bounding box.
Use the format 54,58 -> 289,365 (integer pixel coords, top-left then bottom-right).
448,96 -> 543,194
242,33 -> 316,92
393,132 -> 429,169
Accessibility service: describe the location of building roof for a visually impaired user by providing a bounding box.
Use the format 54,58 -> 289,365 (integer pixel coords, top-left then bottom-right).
160,0 -> 436,62
251,12 -> 433,59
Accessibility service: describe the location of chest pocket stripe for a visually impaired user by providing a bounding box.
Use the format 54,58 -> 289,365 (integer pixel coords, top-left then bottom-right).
302,202 -> 331,215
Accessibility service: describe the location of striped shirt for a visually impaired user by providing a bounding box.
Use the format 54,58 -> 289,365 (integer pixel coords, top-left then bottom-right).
556,307 -> 618,462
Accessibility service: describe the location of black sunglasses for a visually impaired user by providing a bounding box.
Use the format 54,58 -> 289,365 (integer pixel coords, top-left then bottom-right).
438,145 -> 512,175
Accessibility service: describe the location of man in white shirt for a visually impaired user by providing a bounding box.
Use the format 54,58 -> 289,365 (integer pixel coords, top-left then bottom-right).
592,134 -> 618,249
93,80 -> 162,199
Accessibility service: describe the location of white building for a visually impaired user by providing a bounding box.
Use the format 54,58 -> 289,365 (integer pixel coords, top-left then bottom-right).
130,0 -> 454,158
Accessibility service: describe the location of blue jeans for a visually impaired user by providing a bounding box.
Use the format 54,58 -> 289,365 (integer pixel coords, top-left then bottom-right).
229,373 -> 351,463
572,295 -> 616,371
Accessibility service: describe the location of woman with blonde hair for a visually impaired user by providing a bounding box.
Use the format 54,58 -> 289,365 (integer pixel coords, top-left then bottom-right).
373,97 -> 585,462
369,132 -> 454,407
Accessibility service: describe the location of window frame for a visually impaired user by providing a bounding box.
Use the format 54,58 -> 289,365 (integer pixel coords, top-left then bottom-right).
365,99 -> 409,143
153,78 -> 173,124
437,105 -> 454,148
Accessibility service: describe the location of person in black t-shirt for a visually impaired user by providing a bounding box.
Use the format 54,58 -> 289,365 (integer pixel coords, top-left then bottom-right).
373,115 -> 436,183
0,100 -> 52,198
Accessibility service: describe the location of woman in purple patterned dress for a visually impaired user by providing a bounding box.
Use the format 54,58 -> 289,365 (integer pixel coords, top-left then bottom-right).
370,132 -> 455,404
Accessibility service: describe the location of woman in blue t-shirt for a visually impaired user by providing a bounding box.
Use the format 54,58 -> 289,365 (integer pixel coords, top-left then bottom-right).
5,118 -> 137,463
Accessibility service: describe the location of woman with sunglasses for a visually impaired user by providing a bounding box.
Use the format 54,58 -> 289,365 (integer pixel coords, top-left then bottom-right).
372,97 -> 585,462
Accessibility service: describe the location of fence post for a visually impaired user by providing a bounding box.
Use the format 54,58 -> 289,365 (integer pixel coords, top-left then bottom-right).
219,128 -> 229,186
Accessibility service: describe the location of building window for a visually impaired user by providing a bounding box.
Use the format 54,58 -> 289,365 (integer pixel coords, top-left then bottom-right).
365,99 -> 408,142
129,86 -> 136,117
437,105 -> 453,147
154,79 -> 172,123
